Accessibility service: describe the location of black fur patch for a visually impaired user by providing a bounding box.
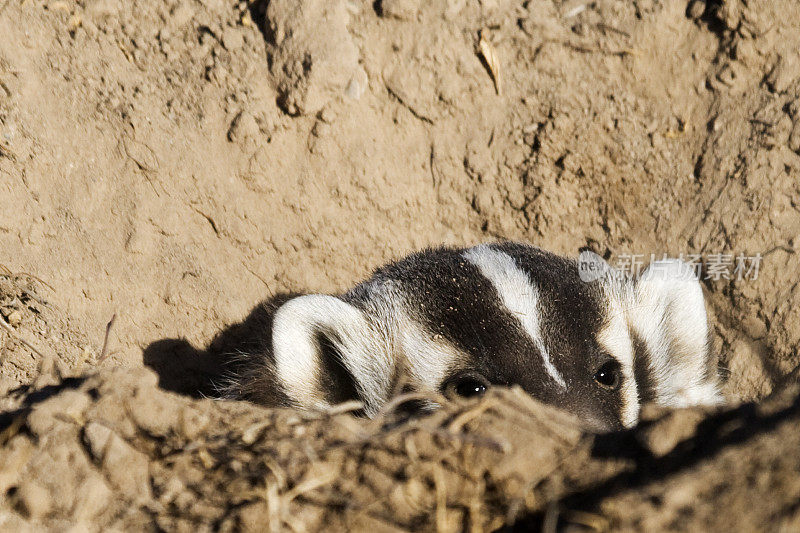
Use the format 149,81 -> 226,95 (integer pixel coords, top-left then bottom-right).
314,330 -> 362,408
632,330 -> 658,404
494,242 -> 625,430
349,242 -> 626,431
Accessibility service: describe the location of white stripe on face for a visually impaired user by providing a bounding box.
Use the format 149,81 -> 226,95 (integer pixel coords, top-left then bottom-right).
398,314 -> 463,392
596,293 -> 640,428
462,244 -> 567,389
353,279 -> 464,402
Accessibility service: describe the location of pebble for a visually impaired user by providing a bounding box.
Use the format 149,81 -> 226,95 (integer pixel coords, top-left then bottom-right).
345,67 -> 368,100
85,0 -> 116,19
83,421 -> 152,499
788,120 -> 800,153
228,111 -> 260,143
180,407 -> 210,439
687,0 -> 706,19
127,387 -> 181,437
222,27 -> 244,51
72,473 -> 113,521
767,55 -> 796,94
83,421 -> 115,461
6,310 -> 22,327
27,390 -> 91,437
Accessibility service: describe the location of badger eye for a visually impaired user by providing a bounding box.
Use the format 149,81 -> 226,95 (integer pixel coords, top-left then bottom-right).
444,374 -> 489,398
594,360 -> 622,391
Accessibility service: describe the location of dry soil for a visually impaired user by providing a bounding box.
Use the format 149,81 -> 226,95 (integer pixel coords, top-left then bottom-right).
1,0 -> 800,530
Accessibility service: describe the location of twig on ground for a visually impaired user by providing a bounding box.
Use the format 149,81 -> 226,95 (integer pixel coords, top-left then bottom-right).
98,312 -> 117,361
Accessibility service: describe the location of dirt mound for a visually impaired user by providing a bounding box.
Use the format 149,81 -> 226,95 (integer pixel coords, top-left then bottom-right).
2,0 -> 800,529
2,367 -> 799,531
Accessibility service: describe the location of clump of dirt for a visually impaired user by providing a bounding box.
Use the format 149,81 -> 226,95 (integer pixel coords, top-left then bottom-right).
2,366 -> 799,531
1,0 -> 800,529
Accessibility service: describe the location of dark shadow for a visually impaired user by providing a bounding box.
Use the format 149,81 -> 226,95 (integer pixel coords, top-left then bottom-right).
687,0 -> 729,38
502,389 -> 800,531
0,377 -> 87,435
247,0 -> 275,45
142,292 -> 298,399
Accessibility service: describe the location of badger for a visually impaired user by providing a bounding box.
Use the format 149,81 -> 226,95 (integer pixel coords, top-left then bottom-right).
223,242 -> 723,431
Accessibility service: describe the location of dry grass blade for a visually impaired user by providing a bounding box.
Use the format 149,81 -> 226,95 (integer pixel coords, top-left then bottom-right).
16,272 -> 55,292
321,400 -> 364,416
98,313 -> 117,362
449,398 -> 501,433
563,510 -> 611,531
0,313 -> 47,360
284,467 -> 338,502
478,29 -> 502,95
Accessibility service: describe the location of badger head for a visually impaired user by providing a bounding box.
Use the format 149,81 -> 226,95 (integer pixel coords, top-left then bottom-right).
247,243 -> 722,431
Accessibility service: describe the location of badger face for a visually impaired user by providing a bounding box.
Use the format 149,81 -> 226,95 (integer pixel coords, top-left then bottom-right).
256,242 -> 722,431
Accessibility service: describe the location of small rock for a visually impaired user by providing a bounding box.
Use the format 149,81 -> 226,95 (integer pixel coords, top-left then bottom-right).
85,0 -> 117,19
767,56 -> 797,94
228,111 -> 260,143
379,0 -> 420,20
345,67 -> 368,100
83,421 -> 115,461
238,502 -> 270,532
127,388 -> 181,437
637,407 -> 707,457
72,473 -> 113,521
241,420 -> 271,444
6,309 -> 22,327
686,0 -> 705,20
788,121 -> 800,153
222,26 -> 244,51
311,120 -> 330,137
319,106 -> 337,124
0,436 -> 34,494
179,407 -> 210,440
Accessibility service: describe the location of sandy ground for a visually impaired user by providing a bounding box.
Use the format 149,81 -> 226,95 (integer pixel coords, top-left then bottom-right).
1,0 -> 800,530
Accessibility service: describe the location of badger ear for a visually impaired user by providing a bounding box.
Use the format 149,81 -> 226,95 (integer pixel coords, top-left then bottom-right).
271,294 -> 391,415
577,249 -> 617,282
630,260 -> 722,407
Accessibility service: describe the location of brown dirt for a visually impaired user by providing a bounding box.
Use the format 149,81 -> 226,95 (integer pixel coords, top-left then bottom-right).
1,0 -> 800,530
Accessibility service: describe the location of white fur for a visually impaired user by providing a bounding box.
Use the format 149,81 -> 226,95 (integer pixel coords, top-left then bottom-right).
463,244 -> 567,389
586,257 -> 641,428
270,251 -> 721,427
272,294 -> 394,415
628,260 -> 722,407
357,279 -> 462,395
596,291 -> 640,428
399,318 -> 463,392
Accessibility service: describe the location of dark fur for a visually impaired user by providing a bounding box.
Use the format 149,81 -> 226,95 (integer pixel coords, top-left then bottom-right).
226,243 -> 631,430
